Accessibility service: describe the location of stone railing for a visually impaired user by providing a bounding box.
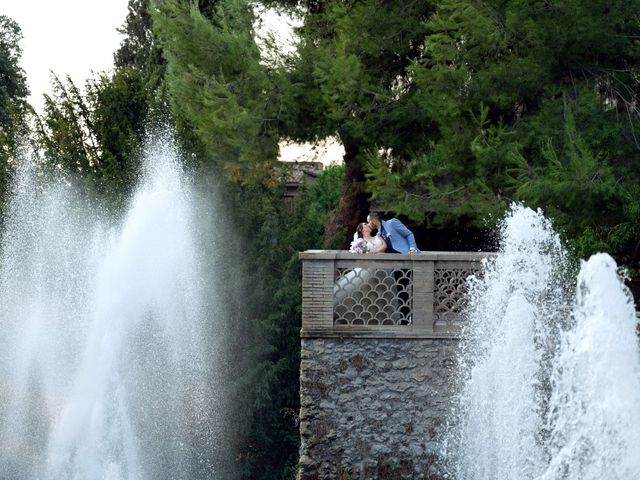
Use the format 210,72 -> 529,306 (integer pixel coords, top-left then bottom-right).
300,250 -> 495,338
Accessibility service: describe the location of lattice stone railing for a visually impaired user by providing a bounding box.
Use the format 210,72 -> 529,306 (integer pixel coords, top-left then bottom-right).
334,266 -> 413,326
300,250 -> 494,338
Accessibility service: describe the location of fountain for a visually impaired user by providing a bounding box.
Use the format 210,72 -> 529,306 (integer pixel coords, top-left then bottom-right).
448,205 -> 640,480
541,253 -> 640,480
0,133 -> 228,479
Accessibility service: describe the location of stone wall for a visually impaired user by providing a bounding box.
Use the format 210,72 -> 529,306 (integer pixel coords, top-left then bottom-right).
299,337 -> 459,480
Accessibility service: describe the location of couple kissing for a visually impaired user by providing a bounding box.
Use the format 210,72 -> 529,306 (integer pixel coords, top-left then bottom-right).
352,212 -> 421,255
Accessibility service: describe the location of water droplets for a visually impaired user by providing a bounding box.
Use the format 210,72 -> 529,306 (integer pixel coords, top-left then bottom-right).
449,205 -> 640,480
0,132 -> 223,480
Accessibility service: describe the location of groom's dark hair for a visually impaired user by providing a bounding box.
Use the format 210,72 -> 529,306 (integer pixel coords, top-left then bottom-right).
369,211 -> 382,222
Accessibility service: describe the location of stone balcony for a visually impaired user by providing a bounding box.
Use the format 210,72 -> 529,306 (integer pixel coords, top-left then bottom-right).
298,250 -> 496,478
299,250 -> 496,338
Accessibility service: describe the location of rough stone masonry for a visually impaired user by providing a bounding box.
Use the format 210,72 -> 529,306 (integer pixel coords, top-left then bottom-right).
298,337 -> 458,480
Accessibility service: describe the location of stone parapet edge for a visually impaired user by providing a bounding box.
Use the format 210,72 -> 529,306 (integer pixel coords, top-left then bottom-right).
299,250 -> 496,261
300,328 -> 460,339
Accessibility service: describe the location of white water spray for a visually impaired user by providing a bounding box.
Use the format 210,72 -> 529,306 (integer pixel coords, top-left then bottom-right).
449,206 -> 569,480
449,205 -> 640,480
541,254 -> 640,480
0,133 -> 224,480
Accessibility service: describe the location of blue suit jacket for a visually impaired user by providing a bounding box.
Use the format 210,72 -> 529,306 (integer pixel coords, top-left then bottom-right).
380,218 -> 421,254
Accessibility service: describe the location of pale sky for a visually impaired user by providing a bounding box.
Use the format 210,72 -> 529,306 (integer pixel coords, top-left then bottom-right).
1,0 -> 343,164
2,0 -> 129,112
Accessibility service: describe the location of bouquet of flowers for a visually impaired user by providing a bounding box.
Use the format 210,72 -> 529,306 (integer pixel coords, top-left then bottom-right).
349,237 -> 368,254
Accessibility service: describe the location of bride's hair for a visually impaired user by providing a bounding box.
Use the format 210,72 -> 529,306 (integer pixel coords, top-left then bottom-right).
356,222 -> 367,238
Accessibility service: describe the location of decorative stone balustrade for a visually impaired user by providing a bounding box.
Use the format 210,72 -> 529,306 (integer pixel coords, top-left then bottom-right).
300,250 -> 494,338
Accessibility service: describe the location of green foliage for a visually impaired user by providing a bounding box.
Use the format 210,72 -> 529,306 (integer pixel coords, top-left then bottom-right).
88,68 -> 153,196
114,0 -> 169,111
115,0 -> 163,78
0,16 -> 28,130
364,107 -> 512,226
0,15 -> 29,217
309,163 -> 344,214
270,0 -> 438,240
35,76 -> 98,178
363,0 -> 640,272
33,70 -> 151,205
507,94 -> 640,267
284,0 -> 436,155
226,173 -> 338,479
152,0 -> 280,184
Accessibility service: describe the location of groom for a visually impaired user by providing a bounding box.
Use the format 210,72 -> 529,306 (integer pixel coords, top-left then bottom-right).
367,212 -> 421,255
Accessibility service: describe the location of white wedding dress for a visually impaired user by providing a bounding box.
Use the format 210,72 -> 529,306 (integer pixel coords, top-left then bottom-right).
366,234 -> 384,253
334,235 -> 384,303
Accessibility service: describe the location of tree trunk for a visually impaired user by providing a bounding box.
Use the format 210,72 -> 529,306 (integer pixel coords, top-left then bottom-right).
324,141 -> 370,248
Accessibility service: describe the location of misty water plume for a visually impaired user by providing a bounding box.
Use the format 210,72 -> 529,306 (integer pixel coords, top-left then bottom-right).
0,131 -> 233,479
446,205 -> 640,480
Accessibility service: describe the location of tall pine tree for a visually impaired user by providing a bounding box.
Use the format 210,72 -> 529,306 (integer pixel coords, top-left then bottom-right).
0,16 -> 29,217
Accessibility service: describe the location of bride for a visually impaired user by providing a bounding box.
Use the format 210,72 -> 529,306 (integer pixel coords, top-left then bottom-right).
335,223 -> 387,304
356,222 -> 387,253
